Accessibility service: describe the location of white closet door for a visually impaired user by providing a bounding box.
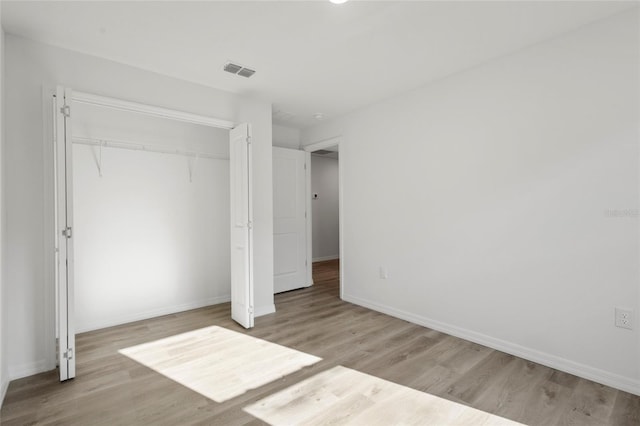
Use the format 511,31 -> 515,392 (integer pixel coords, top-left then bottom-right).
55,86 -> 76,380
229,123 -> 254,328
273,147 -> 308,293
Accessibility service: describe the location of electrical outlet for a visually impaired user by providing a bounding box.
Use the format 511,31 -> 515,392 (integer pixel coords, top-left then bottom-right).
615,307 -> 633,330
379,267 -> 388,279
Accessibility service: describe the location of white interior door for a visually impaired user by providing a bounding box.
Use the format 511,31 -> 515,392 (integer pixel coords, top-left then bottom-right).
55,86 -> 76,381
230,123 -> 254,328
273,147 -> 309,293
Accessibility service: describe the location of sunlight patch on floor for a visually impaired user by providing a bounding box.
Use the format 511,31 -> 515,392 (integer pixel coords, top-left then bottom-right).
244,366 -> 525,425
119,325 -> 321,403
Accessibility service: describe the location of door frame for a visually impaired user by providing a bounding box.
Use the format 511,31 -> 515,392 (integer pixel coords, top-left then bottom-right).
54,87 -> 74,380
303,137 -> 344,300
47,86 -> 253,376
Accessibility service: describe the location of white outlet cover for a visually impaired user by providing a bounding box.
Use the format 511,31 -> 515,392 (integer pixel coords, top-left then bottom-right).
615,307 -> 633,330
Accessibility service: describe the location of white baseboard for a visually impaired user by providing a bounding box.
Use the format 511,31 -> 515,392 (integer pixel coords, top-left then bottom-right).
255,304 -> 276,317
0,376 -> 9,408
312,255 -> 340,262
343,293 -> 640,396
76,295 -> 231,333
8,359 -> 50,381
8,295 -> 257,384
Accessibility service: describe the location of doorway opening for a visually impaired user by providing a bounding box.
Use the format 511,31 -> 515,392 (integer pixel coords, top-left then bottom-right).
303,138 -> 343,300
50,87 -> 254,381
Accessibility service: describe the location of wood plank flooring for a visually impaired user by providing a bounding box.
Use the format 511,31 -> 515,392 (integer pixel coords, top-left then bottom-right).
245,366 -> 523,425
119,325 -> 320,403
1,259 -> 639,425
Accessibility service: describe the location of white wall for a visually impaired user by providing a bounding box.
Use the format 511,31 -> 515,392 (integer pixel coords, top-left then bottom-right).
72,104 -> 230,332
273,124 -> 300,149
302,10 -> 640,395
0,9 -> 7,406
4,34 -> 273,380
311,155 -> 339,261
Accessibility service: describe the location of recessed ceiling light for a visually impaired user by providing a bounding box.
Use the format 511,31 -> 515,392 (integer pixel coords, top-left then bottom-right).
314,113 -> 324,120
330,0 -> 349,4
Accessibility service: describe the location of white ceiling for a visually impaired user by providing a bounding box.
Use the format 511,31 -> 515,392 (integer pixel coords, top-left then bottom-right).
2,1 -> 634,128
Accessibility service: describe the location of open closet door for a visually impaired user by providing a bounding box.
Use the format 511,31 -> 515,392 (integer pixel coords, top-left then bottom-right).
229,123 -> 254,328
55,86 -> 76,380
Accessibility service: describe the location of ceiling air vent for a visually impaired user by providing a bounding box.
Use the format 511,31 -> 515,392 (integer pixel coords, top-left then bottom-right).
237,68 -> 256,78
314,150 -> 333,155
224,62 -> 256,78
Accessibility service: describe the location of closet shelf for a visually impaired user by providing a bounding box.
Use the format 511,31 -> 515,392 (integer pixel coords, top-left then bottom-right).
72,136 -> 229,160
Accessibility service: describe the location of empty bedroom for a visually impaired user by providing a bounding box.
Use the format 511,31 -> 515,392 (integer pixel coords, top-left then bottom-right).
0,1 -> 638,425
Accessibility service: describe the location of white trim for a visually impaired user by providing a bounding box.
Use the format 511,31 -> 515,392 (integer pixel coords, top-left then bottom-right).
43,87 -> 57,373
304,136 -> 344,300
76,295 -> 232,334
303,136 -> 341,153
637,99 -> 640,398
72,91 -> 235,130
305,152 -> 313,287
9,359 -> 51,381
343,293 -> 640,397
313,255 -> 340,262
254,304 -> 276,317
0,377 -> 8,408
338,146 -> 344,300
8,294 -> 265,380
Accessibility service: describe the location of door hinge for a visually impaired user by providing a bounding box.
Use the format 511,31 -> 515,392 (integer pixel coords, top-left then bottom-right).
304,163 -> 307,170
305,211 -> 307,219
247,220 -> 253,230
64,348 -> 74,360
248,307 -> 254,314
247,136 -> 252,145
60,105 -> 70,118
62,227 -> 72,238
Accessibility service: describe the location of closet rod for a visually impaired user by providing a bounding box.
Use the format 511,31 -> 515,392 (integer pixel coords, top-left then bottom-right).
72,136 -> 229,160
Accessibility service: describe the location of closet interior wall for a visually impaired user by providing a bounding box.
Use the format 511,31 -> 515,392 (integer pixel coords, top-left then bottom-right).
71,103 -> 231,333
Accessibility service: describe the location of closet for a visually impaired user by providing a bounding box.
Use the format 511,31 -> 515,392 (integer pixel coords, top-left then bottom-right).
71,102 -> 231,333
53,88 -> 254,381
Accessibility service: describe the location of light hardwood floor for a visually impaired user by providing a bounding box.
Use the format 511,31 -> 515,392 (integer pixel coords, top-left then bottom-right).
1,259 -> 639,425
245,365 -> 523,425
119,325 -> 320,403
